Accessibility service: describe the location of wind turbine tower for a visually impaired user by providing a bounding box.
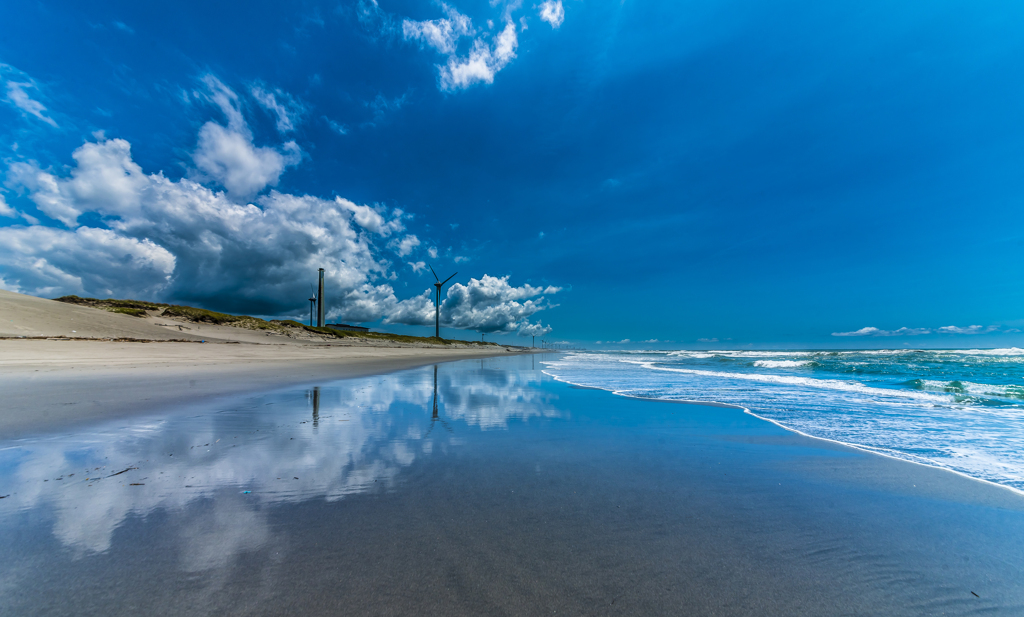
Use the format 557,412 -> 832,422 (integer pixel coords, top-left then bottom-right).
308,284 -> 317,327
429,266 -> 457,339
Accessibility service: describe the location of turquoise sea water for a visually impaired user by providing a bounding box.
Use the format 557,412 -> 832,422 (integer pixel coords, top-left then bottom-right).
543,349 -> 1024,492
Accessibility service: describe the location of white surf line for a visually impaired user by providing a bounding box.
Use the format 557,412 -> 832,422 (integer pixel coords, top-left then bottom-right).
539,367 -> 1024,498
620,359 -> 954,405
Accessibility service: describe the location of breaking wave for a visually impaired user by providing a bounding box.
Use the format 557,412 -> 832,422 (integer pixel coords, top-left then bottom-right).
543,348 -> 1024,492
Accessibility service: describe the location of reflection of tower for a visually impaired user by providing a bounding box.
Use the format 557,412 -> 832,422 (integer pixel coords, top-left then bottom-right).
312,386 -> 320,429
432,365 -> 439,420
427,365 -> 451,435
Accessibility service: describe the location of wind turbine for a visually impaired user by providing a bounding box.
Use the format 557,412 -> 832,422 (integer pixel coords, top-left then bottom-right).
429,265 -> 456,339
308,284 -> 317,327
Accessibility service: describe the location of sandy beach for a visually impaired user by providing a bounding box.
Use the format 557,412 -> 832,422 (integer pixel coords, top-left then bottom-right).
0,290 -> 533,438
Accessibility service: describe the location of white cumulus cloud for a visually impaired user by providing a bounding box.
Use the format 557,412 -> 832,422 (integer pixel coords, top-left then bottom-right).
0,225 -> 175,299
402,3 -> 472,54
440,20 -> 518,90
393,234 -> 421,257
517,321 -> 552,337
387,274 -> 559,334
192,76 -> 301,198
1,134 -> 412,321
0,74 -> 567,329
538,0 -> 564,28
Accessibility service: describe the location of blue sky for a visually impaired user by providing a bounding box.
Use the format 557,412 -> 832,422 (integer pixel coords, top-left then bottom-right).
2,0 -> 1024,348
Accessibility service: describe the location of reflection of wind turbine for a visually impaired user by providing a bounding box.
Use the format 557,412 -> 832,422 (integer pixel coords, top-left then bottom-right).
426,364 -> 452,436
429,266 -> 457,339
309,284 -> 317,327
312,386 -> 320,429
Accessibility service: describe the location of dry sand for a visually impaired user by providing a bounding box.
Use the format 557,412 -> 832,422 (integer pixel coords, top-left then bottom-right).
0,290 -> 534,438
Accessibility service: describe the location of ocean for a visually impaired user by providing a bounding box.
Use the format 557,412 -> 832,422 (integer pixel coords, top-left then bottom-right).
543,349 -> 1024,493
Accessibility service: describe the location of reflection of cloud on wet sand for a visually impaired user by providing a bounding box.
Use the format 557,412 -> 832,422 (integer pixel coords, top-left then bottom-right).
0,362 -> 561,561
439,366 -> 559,428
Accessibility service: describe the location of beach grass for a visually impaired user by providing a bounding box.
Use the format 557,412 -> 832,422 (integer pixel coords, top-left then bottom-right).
106,307 -> 149,318
55,295 -> 168,311
54,295 -> 505,347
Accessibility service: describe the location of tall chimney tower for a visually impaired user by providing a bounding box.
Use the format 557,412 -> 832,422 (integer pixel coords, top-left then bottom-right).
316,268 -> 325,327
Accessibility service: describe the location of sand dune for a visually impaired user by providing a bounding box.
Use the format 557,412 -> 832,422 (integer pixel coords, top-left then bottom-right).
0,289 -> 206,341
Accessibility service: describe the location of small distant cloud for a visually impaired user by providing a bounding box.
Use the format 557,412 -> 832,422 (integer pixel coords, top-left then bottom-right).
936,325 -> 998,335
324,117 -> 348,135
1,66 -> 58,128
408,261 -> 427,273
251,84 -> 306,133
642,339 -> 660,343
697,337 -> 718,343
450,223 -> 459,229
391,234 -> 420,257
618,338 -> 631,344
518,321 -> 552,337
0,193 -> 16,217
453,255 -> 470,263
356,0 -> 394,36
832,325 -> 999,337
439,20 -> 518,90
402,3 -> 472,55
538,1 -> 564,28
538,231 -> 545,238
113,21 -> 134,34
833,327 -> 908,337
366,92 -> 407,124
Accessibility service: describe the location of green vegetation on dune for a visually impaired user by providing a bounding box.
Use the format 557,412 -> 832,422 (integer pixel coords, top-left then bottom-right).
107,307 -> 149,318
55,295 -> 167,311
270,319 -> 501,346
53,295 -> 509,347
161,305 -> 275,330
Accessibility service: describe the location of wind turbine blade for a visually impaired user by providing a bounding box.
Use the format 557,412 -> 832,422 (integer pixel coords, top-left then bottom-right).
441,272 -> 457,286
429,265 -> 440,282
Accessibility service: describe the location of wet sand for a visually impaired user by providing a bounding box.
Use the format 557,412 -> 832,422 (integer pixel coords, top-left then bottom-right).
1,356 -> 1022,615
0,339 -> 533,439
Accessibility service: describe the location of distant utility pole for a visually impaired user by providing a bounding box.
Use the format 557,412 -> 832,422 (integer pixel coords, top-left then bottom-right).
532,335 -> 535,348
